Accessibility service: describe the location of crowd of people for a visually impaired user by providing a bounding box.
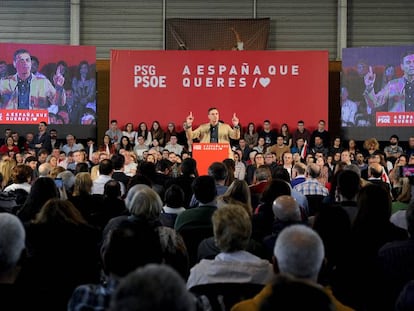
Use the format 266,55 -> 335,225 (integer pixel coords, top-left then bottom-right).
1,116 -> 414,310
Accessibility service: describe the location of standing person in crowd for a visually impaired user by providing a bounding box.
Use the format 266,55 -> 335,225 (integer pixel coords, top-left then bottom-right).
29,122 -> 52,154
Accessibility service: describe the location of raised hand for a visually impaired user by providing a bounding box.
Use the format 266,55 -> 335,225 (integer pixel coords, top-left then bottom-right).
232,113 -> 239,127
364,66 -> 376,90
186,111 -> 194,127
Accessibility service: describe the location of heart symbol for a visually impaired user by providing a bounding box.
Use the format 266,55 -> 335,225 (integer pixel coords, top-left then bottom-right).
259,77 -> 270,88
33,117 -> 37,121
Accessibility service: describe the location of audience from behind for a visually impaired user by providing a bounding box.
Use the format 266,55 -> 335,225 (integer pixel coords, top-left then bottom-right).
68,220 -> 163,311
0,213 -> 27,310
104,184 -> 189,279
333,184 -> 407,310
19,199 -> 100,310
262,195 -> 304,258
259,274 -> 335,311
251,178 -> 291,241
160,184 -> 186,228
232,224 -> 353,311
377,202 -> 414,310
15,177 -> 59,222
109,264 -> 196,311
187,204 -> 273,289
217,179 -> 252,216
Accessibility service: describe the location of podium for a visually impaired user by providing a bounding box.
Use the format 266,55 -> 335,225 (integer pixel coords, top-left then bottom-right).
192,143 -> 230,175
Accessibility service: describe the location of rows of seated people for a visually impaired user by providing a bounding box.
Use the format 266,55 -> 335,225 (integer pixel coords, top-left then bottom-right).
0,118 -> 414,310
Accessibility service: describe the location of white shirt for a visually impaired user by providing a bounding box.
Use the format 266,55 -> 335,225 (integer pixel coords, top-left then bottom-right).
186,250 -> 273,289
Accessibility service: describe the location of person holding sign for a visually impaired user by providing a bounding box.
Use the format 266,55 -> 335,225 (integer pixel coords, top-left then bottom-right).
184,108 -> 240,158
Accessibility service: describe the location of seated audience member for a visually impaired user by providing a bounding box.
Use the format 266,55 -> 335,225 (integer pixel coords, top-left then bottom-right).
186,204 -> 273,289
188,162 -> 228,208
19,199 -> 100,310
333,184 -> 407,310
293,163 -> 329,197
336,169 -> 360,224
252,179 -> 291,241
92,159 -> 125,196
3,164 -> 32,195
166,157 -> 197,208
377,202 -> 414,310
104,184 -> 189,279
160,184 -> 186,228
259,274 -> 336,311
109,264 -> 196,311
231,224 -> 353,311
262,195 -> 304,258
249,165 -> 272,209
68,220 -> 163,311
0,213 -> 27,310
16,177 -> 60,222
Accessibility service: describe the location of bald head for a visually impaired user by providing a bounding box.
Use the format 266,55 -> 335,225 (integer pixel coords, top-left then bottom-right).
272,195 -> 302,222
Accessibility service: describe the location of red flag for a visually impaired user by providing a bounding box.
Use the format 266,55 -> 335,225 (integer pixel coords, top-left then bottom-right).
300,140 -> 307,160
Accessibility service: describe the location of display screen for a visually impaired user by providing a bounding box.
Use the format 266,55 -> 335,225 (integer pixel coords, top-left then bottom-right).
0,43 -> 96,139
342,45 -> 414,141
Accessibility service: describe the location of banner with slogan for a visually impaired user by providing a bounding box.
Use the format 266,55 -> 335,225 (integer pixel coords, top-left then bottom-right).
110,50 -> 328,131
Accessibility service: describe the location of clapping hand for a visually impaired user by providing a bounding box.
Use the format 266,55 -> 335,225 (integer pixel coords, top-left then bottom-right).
364,66 -> 376,90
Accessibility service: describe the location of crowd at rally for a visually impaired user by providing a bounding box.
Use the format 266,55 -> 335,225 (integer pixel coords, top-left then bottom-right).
1,117 -> 414,310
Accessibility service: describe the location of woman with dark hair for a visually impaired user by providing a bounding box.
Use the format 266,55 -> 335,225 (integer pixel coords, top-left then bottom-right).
252,178 -> 292,241
244,122 -> 258,149
119,135 -> 133,152
21,199 -> 100,310
333,184 -> 407,310
150,120 -> 165,146
0,136 -> 20,155
16,177 -> 59,222
280,123 -> 292,148
122,122 -> 137,146
164,122 -> 178,146
98,134 -> 117,156
71,60 -> 96,124
136,122 -> 152,147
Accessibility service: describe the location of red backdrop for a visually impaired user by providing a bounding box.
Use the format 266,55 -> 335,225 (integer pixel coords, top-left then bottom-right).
110,50 -> 328,131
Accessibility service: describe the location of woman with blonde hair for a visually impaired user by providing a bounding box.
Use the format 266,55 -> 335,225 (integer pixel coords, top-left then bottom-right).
0,158 -> 16,190
217,179 -> 252,216
363,138 -> 380,156
69,172 -> 104,226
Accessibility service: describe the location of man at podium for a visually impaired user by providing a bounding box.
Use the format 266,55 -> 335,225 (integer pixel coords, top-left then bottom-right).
184,107 -> 240,158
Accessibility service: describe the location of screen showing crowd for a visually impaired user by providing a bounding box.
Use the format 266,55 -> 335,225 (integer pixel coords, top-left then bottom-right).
341,45 -> 414,140
0,43 -> 96,126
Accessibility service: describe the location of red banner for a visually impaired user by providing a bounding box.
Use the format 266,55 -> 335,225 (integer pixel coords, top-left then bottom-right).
110,51 -> 328,131
376,112 -> 414,127
0,109 -> 48,124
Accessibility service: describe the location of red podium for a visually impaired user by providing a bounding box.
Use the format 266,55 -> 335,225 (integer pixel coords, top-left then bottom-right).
192,143 -> 230,175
